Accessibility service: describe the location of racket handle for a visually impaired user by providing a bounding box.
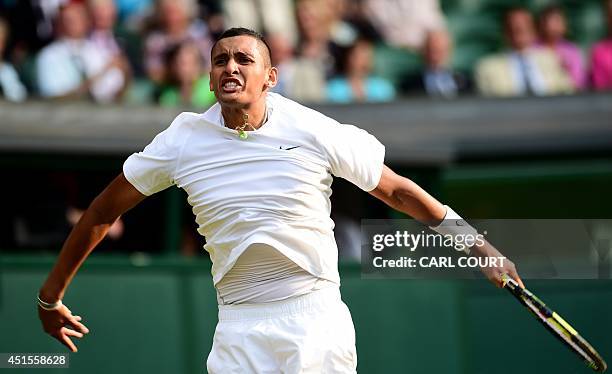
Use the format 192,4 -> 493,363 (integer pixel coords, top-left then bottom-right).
501,273 -> 512,288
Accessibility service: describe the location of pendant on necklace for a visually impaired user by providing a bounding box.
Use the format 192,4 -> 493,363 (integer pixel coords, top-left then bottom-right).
238,113 -> 249,140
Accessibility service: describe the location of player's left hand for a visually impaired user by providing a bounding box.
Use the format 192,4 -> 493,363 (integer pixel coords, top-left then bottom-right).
38,303 -> 89,352
470,241 -> 525,289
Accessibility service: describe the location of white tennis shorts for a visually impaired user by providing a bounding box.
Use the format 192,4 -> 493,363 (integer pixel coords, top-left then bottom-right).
206,287 -> 357,373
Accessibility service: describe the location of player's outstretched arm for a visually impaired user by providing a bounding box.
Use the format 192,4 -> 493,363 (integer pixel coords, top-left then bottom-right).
38,173 -> 147,352
369,165 -> 524,288
369,165 -> 447,225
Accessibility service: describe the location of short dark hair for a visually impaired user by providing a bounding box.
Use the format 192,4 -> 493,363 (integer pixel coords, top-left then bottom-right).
539,4 -> 564,20
164,41 -> 202,85
503,6 -> 532,29
211,27 -> 272,66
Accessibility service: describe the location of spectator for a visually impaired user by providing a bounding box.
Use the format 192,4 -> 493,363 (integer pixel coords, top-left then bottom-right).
326,36 -> 395,103
0,0 -> 62,61
1,0 -> 67,92
36,1 -> 128,102
537,5 -> 586,90
402,29 -> 470,98
268,33 -> 326,102
114,0 -> 152,24
295,0 -> 339,77
475,7 -> 573,97
590,0 -> 612,90
0,17 -> 27,102
87,0 -> 131,95
341,0 -> 381,42
326,0 -> 359,47
222,0 -> 298,47
144,0 -> 213,83
157,41 -> 216,107
88,0 -> 124,58
363,0 -> 446,51
198,0 -> 225,39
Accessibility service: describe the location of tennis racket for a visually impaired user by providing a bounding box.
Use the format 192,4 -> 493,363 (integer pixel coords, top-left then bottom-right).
501,274 -> 607,372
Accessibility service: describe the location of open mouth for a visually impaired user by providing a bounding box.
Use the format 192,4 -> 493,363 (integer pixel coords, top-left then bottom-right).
221,79 -> 242,93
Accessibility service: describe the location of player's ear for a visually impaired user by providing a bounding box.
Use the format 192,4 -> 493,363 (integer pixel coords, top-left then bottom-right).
265,67 -> 278,90
209,71 -> 213,92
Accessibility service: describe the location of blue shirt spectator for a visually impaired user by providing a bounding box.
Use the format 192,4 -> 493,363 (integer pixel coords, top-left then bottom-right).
326,76 -> 394,103
326,36 -> 395,103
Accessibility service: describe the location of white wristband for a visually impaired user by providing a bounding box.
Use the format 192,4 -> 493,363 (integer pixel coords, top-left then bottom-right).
37,294 -> 63,311
428,205 -> 479,254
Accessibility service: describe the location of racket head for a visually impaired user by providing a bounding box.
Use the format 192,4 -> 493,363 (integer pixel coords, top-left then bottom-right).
501,275 -> 607,372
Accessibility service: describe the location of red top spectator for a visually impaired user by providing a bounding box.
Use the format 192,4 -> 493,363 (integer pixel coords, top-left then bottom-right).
591,0 -> 612,90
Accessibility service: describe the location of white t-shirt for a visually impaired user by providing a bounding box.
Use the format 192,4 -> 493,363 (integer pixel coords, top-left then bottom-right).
123,92 -> 385,285
216,243 -> 335,305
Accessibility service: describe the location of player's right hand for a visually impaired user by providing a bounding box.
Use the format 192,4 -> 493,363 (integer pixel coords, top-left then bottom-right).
38,303 -> 90,352
471,240 -> 525,289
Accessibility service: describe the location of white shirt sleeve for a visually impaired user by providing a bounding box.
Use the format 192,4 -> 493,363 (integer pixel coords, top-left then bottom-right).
320,120 -> 386,191
122,113 -> 190,195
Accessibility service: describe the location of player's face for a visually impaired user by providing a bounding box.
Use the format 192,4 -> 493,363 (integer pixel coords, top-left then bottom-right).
209,36 -> 275,107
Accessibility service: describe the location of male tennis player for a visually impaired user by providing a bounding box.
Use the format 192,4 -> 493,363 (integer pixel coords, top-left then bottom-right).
38,28 -> 523,373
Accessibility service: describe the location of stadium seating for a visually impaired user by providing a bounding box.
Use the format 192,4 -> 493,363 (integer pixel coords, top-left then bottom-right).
368,0 -> 607,87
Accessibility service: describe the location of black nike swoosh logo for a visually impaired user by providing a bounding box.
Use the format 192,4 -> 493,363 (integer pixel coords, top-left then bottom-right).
279,146 -> 301,150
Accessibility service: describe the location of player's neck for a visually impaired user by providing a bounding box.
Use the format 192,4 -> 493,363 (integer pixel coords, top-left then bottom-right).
220,100 -> 268,131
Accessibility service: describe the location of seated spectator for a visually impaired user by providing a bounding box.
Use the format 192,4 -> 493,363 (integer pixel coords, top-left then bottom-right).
88,0 -> 126,59
363,0 -> 446,51
591,0 -> 612,90
268,33 -> 326,102
475,7 -> 573,97
340,0 -> 381,43
115,0 -> 152,24
144,0 -> 213,83
295,0 -> 339,77
327,0 -> 361,48
157,41 -> 216,107
0,0 -> 62,64
326,36 -> 395,103
537,5 -> 586,90
222,0 -> 298,47
402,29 -> 470,98
0,16 -> 27,102
198,0 -> 225,39
87,0 -> 131,95
36,1 -> 128,102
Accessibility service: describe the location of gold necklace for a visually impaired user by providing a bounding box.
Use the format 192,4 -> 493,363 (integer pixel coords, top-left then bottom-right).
235,114 -> 256,140
232,109 -> 268,140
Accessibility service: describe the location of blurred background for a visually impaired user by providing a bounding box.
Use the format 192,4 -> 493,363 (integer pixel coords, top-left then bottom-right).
0,0 -> 611,373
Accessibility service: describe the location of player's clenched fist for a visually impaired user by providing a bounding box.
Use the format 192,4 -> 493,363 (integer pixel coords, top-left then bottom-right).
38,303 -> 90,352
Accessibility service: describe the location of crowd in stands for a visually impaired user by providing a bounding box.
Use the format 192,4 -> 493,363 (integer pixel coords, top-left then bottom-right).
1,0 -> 612,106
